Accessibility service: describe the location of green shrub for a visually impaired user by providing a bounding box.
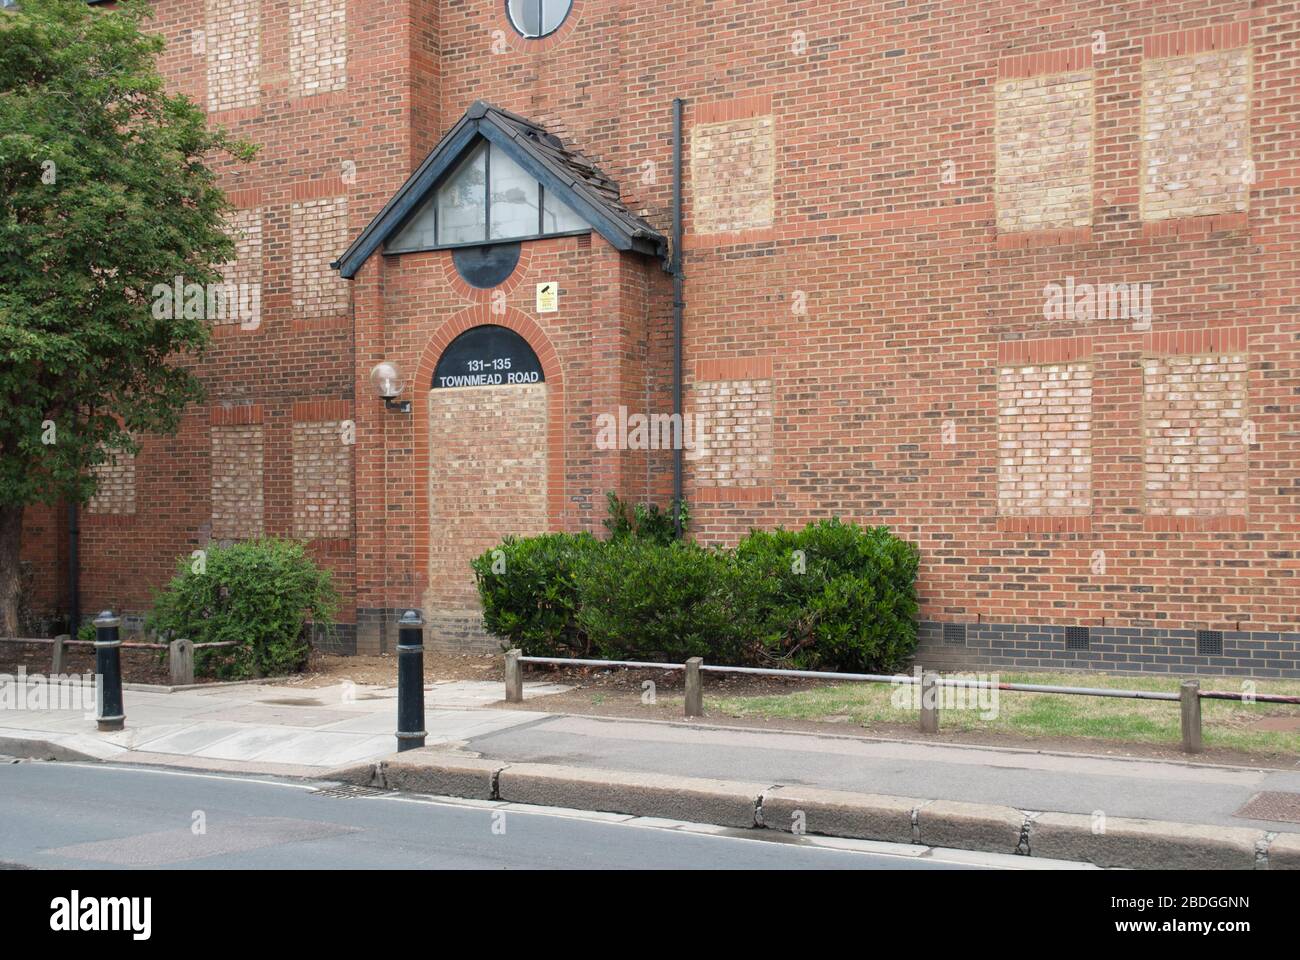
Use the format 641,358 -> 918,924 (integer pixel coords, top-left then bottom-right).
148,539 -> 338,679
602,491 -> 688,545
576,538 -> 746,662
735,519 -> 920,672
471,532 -> 600,656
472,509 -> 918,674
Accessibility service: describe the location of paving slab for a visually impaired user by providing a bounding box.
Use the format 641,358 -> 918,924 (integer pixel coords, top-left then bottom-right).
0,675 -> 552,769
123,722 -> 255,756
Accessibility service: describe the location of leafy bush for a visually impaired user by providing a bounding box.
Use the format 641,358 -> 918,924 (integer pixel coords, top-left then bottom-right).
576,538 -> 747,662
148,539 -> 338,679
602,491 -> 688,545
471,533 -> 599,656
473,506 -> 919,673
734,519 -> 920,672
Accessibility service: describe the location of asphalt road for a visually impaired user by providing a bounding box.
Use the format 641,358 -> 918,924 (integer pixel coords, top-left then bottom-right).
0,760 -> 993,870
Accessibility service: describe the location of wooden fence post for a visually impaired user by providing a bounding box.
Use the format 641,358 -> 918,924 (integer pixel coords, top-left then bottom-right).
1180,680 -> 1202,753
684,657 -> 704,717
504,649 -> 523,703
919,670 -> 940,733
169,638 -> 194,686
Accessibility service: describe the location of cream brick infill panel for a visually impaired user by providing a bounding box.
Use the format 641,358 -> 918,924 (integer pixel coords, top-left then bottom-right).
88,449 -> 135,516
1143,354 -> 1248,517
290,0 -> 347,98
425,384 -> 549,646
691,378 -> 774,487
211,424 -> 264,540
205,0 -> 260,112
998,363 -> 1092,516
217,208 -> 262,327
1142,48 -> 1251,222
690,115 -> 776,235
292,420 -> 352,539
291,196 -> 349,318
995,71 -> 1094,233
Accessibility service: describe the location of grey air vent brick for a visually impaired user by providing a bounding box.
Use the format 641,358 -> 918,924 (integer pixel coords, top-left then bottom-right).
1197,630 -> 1224,657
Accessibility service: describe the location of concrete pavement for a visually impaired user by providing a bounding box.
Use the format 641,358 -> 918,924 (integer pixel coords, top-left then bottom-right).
0,675 -> 565,772
460,713 -> 1300,833
4,670 -> 1299,866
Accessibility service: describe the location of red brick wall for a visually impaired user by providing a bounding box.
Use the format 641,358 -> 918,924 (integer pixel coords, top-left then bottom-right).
20,0 -> 432,635
21,1 -> 1299,662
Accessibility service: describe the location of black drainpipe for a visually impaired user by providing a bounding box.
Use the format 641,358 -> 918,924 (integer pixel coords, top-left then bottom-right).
671,98 -> 686,540
67,500 -> 80,635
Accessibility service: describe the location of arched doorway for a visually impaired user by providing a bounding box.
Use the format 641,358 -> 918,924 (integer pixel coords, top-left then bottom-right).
424,324 -> 550,649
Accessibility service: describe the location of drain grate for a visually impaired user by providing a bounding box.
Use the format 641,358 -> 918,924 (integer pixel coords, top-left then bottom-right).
1233,791 -> 1300,824
311,784 -> 390,800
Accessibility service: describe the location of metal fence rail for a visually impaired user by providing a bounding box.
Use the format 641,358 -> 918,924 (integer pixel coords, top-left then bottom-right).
0,635 -> 237,685
509,651 -> 1299,753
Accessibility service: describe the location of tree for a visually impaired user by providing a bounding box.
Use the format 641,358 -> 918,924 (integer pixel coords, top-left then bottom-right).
0,0 -> 254,634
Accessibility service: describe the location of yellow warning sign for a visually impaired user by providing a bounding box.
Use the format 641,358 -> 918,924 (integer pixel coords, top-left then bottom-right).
536,282 -> 558,313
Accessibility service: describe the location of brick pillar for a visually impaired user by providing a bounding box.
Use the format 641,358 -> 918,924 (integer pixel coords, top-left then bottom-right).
588,238 -> 630,525
351,257 -> 389,654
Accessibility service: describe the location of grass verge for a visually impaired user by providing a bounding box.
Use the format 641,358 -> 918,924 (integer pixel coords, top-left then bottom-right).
709,671 -> 1300,754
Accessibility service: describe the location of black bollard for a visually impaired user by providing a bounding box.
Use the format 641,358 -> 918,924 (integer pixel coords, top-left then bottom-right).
94,610 -> 125,732
395,609 -> 426,753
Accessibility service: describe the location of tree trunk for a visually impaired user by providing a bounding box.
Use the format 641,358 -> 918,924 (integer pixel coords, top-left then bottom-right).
0,503 -> 24,638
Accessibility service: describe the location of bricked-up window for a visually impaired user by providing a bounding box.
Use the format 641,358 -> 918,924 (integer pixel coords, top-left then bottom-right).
1142,48 -> 1250,222
291,196 -> 349,318
994,70 -> 1093,234
1143,354 -> 1248,517
211,424 -> 264,540
427,382 -> 550,646
217,208 -> 262,328
205,0 -> 260,112
692,379 -> 774,487
506,0 -> 573,38
997,363 -> 1092,517
290,0 -> 347,97
88,449 -> 135,516
690,114 -> 776,236
292,420 -> 352,539
388,140 -> 588,252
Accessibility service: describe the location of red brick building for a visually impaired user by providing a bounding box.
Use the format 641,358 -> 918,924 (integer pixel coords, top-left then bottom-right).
21,0 -> 1300,675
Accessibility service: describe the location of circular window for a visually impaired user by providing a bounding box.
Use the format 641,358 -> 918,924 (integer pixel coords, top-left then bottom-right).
505,0 -> 573,39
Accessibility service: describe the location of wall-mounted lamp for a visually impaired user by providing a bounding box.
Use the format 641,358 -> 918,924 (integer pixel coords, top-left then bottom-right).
370,361 -> 411,413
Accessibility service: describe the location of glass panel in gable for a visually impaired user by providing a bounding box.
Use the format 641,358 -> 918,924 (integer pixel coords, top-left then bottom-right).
543,189 -> 588,234
489,143 -> 541,240
388,194 -> 437,252
436,143 -> 487,245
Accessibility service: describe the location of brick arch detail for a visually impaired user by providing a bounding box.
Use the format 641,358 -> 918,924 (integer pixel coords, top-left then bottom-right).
497,0 -> 587,53
438,243 -> 533,304
412,306 -> 566,585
